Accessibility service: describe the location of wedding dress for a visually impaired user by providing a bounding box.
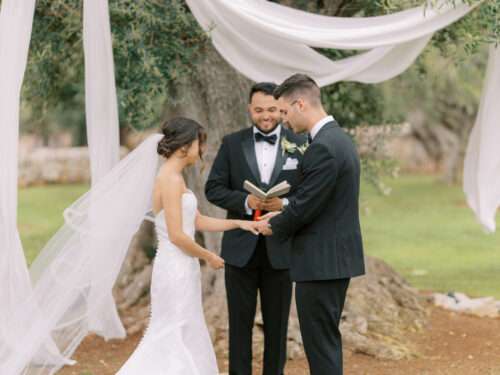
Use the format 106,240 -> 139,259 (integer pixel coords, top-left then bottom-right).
117,190 -> 218,374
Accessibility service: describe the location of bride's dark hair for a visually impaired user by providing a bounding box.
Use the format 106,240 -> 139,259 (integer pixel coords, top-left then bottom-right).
157,117 -> 207,159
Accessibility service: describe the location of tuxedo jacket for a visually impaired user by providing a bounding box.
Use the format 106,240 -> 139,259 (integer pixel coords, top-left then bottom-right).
269,121 -> 365,281
205,126 -> 306,269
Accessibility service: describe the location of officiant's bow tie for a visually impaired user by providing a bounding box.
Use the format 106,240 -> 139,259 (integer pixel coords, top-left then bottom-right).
255,132 -> 277,145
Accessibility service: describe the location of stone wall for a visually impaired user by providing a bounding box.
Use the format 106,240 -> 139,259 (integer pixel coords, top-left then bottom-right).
19,146 -> 128,187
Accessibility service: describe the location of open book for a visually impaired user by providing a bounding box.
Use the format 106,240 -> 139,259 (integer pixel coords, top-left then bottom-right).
244,180 -> 290,200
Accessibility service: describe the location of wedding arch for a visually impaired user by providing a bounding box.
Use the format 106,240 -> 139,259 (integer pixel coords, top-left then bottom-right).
0,0 -> 498,373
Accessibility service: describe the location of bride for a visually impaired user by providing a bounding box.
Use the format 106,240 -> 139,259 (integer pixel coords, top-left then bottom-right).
117,117 -> 260,374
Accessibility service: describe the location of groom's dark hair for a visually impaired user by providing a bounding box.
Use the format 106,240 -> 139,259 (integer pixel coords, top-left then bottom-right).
273,74 -> 321,106
249,82 -> 278,102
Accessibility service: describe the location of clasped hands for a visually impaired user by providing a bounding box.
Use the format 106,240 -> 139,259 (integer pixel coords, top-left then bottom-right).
255,211 -> 280,236
247,194 -> 283,236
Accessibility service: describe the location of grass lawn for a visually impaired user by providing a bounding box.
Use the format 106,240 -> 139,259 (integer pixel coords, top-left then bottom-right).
361,174 -> 500,298
18,183 -> 88,264
17,175 -> 500,297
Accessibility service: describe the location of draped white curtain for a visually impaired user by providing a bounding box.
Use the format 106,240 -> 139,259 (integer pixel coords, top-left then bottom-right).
0,0 -> 123,373
185,0 -> 499,231
81,0 -> 123,340
0,0 -> 38,364
464,45 -> 500,232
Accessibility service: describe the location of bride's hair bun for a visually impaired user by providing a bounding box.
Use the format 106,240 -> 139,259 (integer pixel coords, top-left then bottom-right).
157,117 -> 207,159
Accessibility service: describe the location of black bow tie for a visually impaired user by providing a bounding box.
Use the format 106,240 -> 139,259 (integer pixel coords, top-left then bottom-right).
255,132 -> 277,145
307,134 -> 313,144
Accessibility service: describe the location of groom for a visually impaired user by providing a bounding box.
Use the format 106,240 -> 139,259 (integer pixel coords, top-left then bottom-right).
258,74 -> 365,375
205,82 -> 306,375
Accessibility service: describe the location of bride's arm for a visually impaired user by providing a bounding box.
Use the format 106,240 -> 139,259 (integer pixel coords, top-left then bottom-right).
195,212 -> 259,235
160,176 -> 223,268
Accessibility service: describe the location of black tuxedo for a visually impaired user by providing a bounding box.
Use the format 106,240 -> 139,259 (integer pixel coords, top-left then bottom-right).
205,126 -> 304,269
270,121 -> 365,375
205,125 -> 305,375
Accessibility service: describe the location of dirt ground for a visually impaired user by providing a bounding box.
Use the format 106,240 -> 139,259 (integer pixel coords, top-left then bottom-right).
59,307 -> 500,375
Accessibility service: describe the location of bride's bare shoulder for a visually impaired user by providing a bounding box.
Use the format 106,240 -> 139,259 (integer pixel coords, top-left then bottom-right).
155,166 -> 184,192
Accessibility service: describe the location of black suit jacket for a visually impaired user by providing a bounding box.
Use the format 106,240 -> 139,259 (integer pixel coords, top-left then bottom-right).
269,121 -> 365,281
205,126 -> 306,269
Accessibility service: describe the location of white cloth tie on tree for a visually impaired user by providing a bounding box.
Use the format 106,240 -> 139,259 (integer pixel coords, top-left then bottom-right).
185,0 -> 499,231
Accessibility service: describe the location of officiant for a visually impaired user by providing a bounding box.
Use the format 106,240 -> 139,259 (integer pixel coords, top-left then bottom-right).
205,82 -> 306,375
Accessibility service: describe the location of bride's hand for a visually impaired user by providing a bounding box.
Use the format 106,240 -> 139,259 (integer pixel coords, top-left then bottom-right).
237,220 -> 260,235
206,252 -> 225,270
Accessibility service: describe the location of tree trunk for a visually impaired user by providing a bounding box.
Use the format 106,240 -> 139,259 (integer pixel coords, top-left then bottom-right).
408,105 -> 474,184
113,45 -> 429,361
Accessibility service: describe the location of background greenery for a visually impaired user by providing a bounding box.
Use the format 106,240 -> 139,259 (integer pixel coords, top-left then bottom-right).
19,0 -> 500,137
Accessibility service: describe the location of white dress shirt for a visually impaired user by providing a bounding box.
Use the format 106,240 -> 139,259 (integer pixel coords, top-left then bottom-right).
244,125 -> 288,214
254,125 -> 281,184
310,115 -> 335,140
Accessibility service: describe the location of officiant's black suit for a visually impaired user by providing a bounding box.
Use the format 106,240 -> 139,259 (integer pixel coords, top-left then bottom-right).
270,121 -> 365,375
205,125 -> 305,375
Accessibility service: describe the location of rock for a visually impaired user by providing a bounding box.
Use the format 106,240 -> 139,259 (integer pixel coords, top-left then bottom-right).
433,292 -> 500,318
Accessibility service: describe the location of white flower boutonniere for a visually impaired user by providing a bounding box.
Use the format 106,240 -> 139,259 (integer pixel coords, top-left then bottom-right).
281,137 -> 309,156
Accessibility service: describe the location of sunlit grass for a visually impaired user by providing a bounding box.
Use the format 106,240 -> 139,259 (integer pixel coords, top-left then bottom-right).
361,174 -> 500,298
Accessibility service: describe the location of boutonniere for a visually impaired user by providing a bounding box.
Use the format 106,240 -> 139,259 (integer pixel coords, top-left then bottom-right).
281,137 -> 309,156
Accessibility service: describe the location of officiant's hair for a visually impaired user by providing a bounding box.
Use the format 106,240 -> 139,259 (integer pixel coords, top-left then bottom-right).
249,82 -> 278,102
273,74 -> 321,106
157,117 -> 207,159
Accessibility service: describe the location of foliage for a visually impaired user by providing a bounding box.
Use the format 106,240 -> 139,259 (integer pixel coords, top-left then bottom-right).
22,0 -> 206,134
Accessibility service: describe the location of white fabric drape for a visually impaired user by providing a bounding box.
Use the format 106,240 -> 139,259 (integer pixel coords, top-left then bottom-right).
83,0 -> 120,183
186,0 -> 498,230
1,0 -> 124,373
81,0 -> 123,340
0,0 -> 38,365
185,0 -> 477,85
464,45 -> 500,232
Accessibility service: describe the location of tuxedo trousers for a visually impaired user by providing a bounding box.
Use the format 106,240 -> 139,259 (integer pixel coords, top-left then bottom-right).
295,278 -> 350,375
225,235 -> 292,375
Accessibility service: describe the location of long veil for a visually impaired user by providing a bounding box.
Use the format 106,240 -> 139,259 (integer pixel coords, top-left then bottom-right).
0,133 -> 163,375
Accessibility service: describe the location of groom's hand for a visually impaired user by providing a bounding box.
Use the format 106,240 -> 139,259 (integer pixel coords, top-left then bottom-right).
262,197 -> 283,212
255,220 -> 273,236
259,211 -> 281,221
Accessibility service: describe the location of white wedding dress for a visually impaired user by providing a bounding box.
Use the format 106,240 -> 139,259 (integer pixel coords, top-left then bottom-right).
117,190 -> 219,374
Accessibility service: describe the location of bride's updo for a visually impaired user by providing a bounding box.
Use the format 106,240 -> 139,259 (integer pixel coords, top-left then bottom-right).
157,117 -> 207,159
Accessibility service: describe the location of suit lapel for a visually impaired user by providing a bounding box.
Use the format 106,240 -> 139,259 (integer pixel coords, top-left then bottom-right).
268,128 -> 287,187
242,129 -> 261,185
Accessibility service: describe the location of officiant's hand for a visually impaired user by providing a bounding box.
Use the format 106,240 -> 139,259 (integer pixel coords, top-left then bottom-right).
262,197 -> 283,212
247,194 -> 265,210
